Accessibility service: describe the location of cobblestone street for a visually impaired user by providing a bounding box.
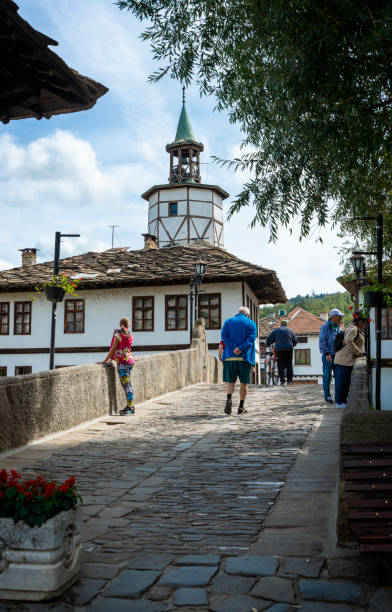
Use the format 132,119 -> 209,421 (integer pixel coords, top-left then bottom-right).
0,383 -> 388,611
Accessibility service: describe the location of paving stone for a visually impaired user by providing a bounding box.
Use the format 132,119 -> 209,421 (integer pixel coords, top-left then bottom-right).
173,587 -> 209,606
81,562 -> 123,579
279,556 -> 325,578
368,587 -> 392,612
89,598 -> 166,611
298,604 -> 362,612
209,593 -> 272,612
176,554 -> 221,565
148,585 -> 173,600
126,553 -> 174,570
250,576 -> 295,603
65,578 -> 106,606
298,580 -> 367,605
101,569 -> 160,598
266,605 -> 290,612
159,565 -> 217,587
210,573 -> 256,594
225,555 -> 279,576
327,556 -> 379,583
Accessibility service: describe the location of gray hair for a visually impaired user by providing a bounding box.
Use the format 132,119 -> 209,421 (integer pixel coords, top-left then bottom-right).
238,306 -> 250,316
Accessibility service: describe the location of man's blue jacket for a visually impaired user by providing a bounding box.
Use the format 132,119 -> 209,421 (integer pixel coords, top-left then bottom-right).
319,320 -> 339,356
266,326 -> 297,350
221,313 -> 257,366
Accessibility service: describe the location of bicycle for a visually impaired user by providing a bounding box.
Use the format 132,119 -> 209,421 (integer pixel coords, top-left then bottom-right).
265,349 -> 280,386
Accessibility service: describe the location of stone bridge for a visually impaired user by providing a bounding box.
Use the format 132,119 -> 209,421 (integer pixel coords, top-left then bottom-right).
0,376 -> 388,610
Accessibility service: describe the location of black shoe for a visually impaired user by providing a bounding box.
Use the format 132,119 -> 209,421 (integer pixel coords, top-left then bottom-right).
224,399 -> 232,415
325,397 -> 333,404
119,406 -> 135,415
287,381 -> 294,385
238,407 -> 248,414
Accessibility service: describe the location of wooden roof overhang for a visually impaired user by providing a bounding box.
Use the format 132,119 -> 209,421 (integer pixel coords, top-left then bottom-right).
141,182 -> 229,201
0,0 -> 108,123
337,277 -> 359,299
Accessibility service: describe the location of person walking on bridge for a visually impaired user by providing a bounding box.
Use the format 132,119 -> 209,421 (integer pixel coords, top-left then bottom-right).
266,319 -> 297,385
221,306 -> 257,415
319,308 -> 343,404
103,317 -> 135,415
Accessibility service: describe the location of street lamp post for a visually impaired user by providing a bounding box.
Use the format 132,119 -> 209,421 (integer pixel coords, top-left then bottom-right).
189,259 -> 206,343
49,231 -> 80,370
350,213 -> 383,410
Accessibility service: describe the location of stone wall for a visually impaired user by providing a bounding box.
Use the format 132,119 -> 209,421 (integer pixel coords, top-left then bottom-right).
338,358 -> 392,546
0,320 -> 222,453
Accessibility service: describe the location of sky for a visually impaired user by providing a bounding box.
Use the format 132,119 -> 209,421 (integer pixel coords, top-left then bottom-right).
1,0 -> 347,299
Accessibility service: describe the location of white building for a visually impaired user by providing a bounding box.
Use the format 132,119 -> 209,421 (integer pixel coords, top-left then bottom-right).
0,97 -> 286,381
339,275 -> 392,410
260,307 -> 325,383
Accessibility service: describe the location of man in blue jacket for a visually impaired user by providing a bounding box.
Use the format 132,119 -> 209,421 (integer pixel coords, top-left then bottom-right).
319,308 -> 343,403
221,306 -> 257,416
266,320 -> 297,385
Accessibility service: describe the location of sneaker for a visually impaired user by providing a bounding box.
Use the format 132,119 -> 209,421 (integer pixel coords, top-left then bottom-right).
224,399 -> 232,415
335,403 -> 347,408
287,381 -> 294,385
119,406 -> 135,415
325,397 -> 334,404
238,407 -> 248,414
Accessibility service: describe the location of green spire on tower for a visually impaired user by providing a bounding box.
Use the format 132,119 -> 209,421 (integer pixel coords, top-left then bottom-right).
174,86 -> 195,142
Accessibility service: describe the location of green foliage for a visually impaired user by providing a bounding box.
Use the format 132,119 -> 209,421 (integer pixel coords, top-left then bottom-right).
0,470 -> 81,527
260,291 -> 353,324
117,0 -> 392,246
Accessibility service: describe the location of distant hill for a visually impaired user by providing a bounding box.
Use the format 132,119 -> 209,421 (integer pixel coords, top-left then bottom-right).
259,291 -> 353,323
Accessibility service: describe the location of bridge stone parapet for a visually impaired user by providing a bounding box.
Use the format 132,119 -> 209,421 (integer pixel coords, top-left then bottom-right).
0,319 -> 221,453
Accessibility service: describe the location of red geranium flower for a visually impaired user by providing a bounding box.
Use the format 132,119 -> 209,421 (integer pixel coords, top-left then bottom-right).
349,306 -> 353,310
44,482 -> 56,499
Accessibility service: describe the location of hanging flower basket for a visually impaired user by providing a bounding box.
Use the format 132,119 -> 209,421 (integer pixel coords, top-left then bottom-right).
33,274 -> 79,302
44,285 -> 65,303
364,291 -> 392,308
0,471 -> 83,600
365,291 -> 381,308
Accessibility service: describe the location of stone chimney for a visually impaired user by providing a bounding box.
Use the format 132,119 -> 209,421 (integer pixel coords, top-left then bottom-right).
142,234 -> 157,249
19,248 -> 38,267
319,311 -> 328,322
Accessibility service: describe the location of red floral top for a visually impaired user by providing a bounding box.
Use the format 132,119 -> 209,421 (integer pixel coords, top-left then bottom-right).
112,329 -> 134,365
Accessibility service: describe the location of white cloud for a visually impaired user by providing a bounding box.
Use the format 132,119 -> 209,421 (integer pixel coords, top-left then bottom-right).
0,131 -> 150,265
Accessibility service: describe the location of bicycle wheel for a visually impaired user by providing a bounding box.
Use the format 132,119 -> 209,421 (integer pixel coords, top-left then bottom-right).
272,361 -> 280,385
266,362 -> 273,387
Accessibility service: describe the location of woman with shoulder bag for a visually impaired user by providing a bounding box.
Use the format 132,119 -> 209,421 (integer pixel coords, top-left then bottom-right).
103,317 -> 135,415
334,311 -> 367,408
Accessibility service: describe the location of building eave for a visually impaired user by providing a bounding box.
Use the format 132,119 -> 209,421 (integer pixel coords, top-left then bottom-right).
141,183 -> 229,201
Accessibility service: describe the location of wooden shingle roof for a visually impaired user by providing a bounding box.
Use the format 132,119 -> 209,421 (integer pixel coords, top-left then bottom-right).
0,244 -> 286,304
0,0 -> 108,123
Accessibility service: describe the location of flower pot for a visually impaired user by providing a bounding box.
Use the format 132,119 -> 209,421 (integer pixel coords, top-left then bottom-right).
44,286 -> 65,303
0,505 -> 82,600
365,291 -> 383,308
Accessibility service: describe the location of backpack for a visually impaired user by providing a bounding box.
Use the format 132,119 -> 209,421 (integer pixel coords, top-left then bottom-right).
333,327 -> 359,354
333,330 -> 345,353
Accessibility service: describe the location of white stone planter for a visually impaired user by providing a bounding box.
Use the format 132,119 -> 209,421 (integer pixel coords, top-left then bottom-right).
0,504 -> 82,601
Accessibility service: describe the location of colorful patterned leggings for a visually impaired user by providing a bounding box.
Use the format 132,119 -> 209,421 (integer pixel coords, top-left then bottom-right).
117,364 -> 134,409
